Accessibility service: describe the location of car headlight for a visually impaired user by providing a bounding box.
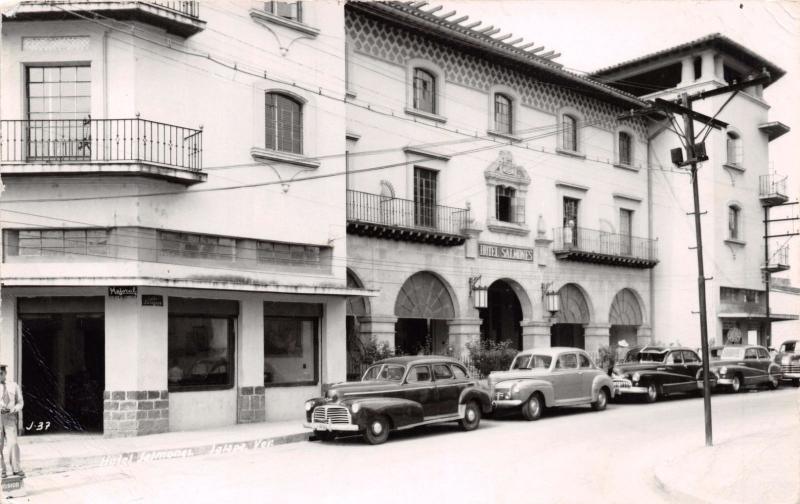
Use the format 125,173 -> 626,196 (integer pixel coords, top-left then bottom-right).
350,403 -> 360,414
511,383 -> 520,394
720,367 -> 727,376
632,372 -> 640,382
305,401 -> 314,412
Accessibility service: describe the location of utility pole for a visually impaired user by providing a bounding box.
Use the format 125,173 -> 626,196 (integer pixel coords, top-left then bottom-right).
680,93 -> 713,447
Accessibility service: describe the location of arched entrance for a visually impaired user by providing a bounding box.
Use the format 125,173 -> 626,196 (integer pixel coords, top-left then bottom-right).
609,288 -> 644,347
551,284 -> 590,348
346,269 -> 369,379
480,280 -> 523,349
394,272 -> 455,355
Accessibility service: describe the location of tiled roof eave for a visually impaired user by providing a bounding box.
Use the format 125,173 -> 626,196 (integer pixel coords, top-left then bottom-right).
351,1 -> 647,109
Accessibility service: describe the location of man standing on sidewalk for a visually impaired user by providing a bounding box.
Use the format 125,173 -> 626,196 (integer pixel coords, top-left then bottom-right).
0,364 -> 24,479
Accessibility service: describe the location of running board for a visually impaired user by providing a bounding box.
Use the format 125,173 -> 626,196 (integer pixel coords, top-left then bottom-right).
396,415 -> 463,431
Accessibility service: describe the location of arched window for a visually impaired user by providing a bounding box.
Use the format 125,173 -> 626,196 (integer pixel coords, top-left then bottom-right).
413,68 -> 436,113
618,131 -> 632,166
728,204 -> 741,240
726,132 -> 742,166
266,92 -> 303,154
494,93 -> 512,134
562,114 -> 578,152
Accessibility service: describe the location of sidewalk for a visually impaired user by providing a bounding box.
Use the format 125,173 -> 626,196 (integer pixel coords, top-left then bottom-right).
16,419 -> 310,477
654,426 -> 800,504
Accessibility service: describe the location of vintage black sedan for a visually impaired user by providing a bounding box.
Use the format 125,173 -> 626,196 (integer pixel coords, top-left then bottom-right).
612,347 -> 711,402
303,356 -> 491,445
710,345 -> 781,392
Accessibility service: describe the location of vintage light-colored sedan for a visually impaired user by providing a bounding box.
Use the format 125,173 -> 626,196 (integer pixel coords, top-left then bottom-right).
489,347 -> 615,420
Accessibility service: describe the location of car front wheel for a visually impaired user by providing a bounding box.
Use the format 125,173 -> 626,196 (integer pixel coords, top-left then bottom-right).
363,416 -> 390,445
591,388 -> 608,411
521,394 -> 543,421
731,375 -> 742,393
644,383 -> 658,403
459,401 -> 481,431
768,373 -> 779,390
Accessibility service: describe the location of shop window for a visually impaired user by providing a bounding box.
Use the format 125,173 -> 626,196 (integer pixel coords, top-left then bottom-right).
265,92 -> 303,154
168,303 -> 236,392
264,302 -> 321,386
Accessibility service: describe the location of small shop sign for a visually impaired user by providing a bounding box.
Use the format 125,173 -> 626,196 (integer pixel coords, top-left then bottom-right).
142,294 -> 164,306
108,286 -> 138,298
478,243 -> 534,261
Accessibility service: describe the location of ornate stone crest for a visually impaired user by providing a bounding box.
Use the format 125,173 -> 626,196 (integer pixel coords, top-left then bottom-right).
485,150 -> 530,185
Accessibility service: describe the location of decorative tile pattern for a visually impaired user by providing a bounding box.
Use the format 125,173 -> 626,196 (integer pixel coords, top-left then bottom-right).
347,10 -> 647,139
22,36 -> 90,52
103,390 -> 169,437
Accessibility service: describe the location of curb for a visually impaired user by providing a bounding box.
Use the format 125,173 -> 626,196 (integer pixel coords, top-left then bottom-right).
653,460 -> 717,504
24,430 -> 311,477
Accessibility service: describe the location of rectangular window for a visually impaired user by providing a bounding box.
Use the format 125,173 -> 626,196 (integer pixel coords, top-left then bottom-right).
8,228 -> 108,258
159,231 -> 235,261
494,94 -> 512,134
728,206 -> 740,240
620,209 -> 633,255
414,167 -> 437,228
265,1 -> 301,21
264,302 -> 321,386
168,298 -> 238,392
495,185 -> 515,223
26,64 -> 91,160
563,197 -> 579,246
618,132 -> 632,165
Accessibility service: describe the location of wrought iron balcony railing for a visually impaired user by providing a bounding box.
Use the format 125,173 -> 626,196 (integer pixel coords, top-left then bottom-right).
346,190 -> 470,245
759,173 -> 789,207
763,244 -> 790,273
553,226 -> 658,268
1,118 -> 203,172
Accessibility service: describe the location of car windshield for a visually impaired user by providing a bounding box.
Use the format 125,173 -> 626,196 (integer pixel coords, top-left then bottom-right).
362,364 -> 406,382
511,354 -> 552,370
638,351 -> 667,363
720,347 -> 745,360
781,342 -> 796,353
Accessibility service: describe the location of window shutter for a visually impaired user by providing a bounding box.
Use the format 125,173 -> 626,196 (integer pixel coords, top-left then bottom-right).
265,95 -> 276,150
514,192 -> 526,225
495,186 -> 501,220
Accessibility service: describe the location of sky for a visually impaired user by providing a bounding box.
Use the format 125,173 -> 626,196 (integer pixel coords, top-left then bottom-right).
441,0 -> 800,283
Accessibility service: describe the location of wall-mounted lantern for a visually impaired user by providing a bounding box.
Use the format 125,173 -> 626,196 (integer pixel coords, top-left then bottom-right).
541,282 -> 560,316
469,275 -> 489,309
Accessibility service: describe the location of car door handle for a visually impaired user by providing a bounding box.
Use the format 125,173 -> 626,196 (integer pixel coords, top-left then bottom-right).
657,367 -> 666,371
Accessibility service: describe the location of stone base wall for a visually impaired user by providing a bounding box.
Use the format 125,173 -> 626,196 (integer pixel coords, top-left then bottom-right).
237,386 -> 266,423
103,390 -> 169,437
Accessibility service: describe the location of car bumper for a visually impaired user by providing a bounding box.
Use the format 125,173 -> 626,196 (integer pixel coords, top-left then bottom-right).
614,386 -> 649,394
780,373 -> 800,379
303,422 -> 360,432
492,399 -> 523,408
716,378 -> 735,386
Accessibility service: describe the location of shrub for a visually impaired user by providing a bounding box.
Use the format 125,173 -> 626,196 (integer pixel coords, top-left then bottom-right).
361,336 -> 394,364
465,339 -> 517,378
596,345 -> 615,374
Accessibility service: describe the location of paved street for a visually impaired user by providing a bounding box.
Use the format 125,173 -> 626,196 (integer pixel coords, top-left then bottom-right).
17,387 -> 799,504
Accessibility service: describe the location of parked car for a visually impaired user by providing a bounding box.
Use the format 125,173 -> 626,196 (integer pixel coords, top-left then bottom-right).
708,346 -> 724,361
612,347 -> 711,402
775,340 -> 800,386
488,347 -> 614,421
619,345 -> 663,363
303,356 -> 491,445
708,345 -> 781,392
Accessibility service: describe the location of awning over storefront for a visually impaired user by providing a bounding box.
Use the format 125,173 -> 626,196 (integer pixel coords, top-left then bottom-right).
718,312 -> 799,322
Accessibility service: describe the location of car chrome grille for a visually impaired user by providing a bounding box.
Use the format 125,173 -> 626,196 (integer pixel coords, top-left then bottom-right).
312,405 -> 352,425
613,379 -> 632,388
780,364 -> 800,374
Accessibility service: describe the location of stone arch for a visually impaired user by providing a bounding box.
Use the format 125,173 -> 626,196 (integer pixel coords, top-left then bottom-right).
609,288 -> 644,326
394,271 -> 456,319
346,268 -> 370,317
555,283 -> 591,324
487,277 -> 533,320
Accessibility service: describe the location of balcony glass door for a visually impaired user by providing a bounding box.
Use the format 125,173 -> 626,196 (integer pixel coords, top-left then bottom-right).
620,209 -> 633,256
26,65 -> 91,160
414,167 -> 437,228
563,197 -> 579,246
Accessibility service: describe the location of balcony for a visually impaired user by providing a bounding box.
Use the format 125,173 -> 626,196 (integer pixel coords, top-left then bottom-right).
346,190 -> 470,246
759,173 -> 789,207
0,118 -> 205,184
553,227 -> 658,268
3,1 -> 205,37
762,245 -> 791,273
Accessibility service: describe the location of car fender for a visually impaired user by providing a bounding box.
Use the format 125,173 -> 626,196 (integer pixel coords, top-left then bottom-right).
345,397 -> 424,430
767,362 -> 782,375
502,379 -> 555,407
459,386 -> 492,413
592,374 -> 614,400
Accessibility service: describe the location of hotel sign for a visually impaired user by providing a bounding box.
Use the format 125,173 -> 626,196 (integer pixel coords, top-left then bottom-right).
478,243 -> 534,262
